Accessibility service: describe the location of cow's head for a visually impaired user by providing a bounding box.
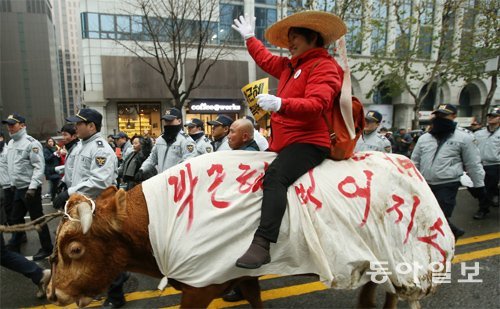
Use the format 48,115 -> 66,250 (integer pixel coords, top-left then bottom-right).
46,187 -> 128,307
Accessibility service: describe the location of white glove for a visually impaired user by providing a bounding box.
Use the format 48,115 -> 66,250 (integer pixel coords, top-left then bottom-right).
257,94 -> 282,112
231,14 -> 255,40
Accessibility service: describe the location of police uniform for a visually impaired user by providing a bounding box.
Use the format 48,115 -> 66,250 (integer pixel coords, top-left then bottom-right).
213,135 -> 231,152
67,133 -> 117,198
61,141 -> 81,188
474,110 -> 500,209
355,110 -> 391,153
140,131 -> 197,173
193,134 -> 213,155
411,104 -> 485,236
208,115 -> 233,152
2,114 -> 52,257
355,131 -> 392,153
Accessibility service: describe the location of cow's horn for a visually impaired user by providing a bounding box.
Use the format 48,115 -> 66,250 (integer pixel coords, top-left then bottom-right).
77,202 -> 93,234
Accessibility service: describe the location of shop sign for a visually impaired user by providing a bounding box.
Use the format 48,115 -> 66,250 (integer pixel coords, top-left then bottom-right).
189,99 -> 241,114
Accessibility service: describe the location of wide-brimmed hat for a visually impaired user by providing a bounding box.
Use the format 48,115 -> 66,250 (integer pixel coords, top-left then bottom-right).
265,11 -> 347,48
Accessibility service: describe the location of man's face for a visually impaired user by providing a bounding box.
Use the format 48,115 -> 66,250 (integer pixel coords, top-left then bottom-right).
487,115 -> 499,126
228,123 -> 247,150
61,132 -> 77,145
75,122 -> 93,139
115,137 -> 126,147
187,125 -> 200,135
364,120 -> 379,133
211,125 -> 228,140
6,123 -> 24,135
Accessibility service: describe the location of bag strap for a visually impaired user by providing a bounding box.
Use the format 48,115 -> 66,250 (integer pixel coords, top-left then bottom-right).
308,60 -> 336,140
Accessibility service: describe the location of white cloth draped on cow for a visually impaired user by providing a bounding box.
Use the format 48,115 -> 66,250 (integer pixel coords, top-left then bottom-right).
142,151 -> 455,300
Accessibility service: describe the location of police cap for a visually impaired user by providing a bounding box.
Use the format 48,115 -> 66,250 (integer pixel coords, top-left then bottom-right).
66,108 -> 103,126
2,113 -> 26,124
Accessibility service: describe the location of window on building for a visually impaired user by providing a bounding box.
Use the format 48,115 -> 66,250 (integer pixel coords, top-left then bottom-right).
117,103 -> 162,138
100,14 -> 116,39
394,0 -> 413,57
371,0 -> 388,55
460,0 -> 477,60
116,15 -> 131,40
219,2 -> 244,45
255,4 -> 277,46
417,0 -> 434,59
345,4 -> 363,54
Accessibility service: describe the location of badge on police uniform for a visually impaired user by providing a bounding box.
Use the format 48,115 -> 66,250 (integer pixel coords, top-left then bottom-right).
95,156 -> 106,167
186,145 -> 194,153
32,147 -> 39,153
206,147 -> 212,153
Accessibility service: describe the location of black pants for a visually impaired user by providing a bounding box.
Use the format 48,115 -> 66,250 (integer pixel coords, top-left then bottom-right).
256,143 -> 329,243
429,181 -> 462,232
9,187 -> 52,251
484,164 -> 499,205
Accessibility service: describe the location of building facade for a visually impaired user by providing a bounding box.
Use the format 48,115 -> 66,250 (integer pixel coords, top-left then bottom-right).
0,0 -> 63,138
53,0 -> 83,118
79,0 -> 499,136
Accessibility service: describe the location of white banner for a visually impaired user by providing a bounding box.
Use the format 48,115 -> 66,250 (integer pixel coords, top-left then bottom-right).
143,151 -> 454,300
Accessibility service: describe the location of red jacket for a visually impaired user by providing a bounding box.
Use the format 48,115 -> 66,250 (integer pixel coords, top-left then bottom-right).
246,37 -> 343,152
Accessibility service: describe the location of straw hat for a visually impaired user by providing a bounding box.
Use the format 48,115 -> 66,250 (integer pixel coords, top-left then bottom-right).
265,11 -> 347,48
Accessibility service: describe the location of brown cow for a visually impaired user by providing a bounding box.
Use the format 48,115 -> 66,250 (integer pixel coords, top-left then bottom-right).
46,186 -> 398,308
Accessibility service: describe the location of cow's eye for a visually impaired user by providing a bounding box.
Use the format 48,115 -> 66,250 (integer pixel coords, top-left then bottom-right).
66,241 -> 85,259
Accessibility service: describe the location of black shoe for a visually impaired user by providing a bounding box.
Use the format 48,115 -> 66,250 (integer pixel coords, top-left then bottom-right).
236,235 -> 271,269
103,297 -> 126,308
222,287 -> 244,302
473,210 -> 489,220
453,228 -> 465,239
33,248 -> 52,261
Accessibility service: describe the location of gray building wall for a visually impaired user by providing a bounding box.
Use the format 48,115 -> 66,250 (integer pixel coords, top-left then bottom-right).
0,0 -> 63,139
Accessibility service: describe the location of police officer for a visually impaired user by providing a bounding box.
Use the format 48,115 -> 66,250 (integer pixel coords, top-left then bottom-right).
2,113 -> 53,260
355,111 -> 392,153
472,106 -> 500,219
411,104 -> 485,239
207,115 -> 233,151
184,118 -> 213,155
52,109 -> 127,308
136,108 -> 197,179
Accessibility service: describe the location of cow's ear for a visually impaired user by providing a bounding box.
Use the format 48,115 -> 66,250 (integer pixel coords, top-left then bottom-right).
115,189 -> 127,220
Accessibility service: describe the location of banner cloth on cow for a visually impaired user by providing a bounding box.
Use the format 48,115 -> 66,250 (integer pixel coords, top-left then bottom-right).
142,151 -> 455,300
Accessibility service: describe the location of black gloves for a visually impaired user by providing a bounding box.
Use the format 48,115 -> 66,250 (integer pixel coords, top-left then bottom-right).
25,189 -> 37,200
57,181 -> 68,194
53,191 -> 70,210
134,170 -> 145,182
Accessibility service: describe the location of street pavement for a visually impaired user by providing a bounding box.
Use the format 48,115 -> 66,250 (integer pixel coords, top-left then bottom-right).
0,188 -> 498,309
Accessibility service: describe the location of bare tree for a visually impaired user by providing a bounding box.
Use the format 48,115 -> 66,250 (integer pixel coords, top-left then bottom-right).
117,0 -> 232,110
355,0 -> 465,129
449,0 -> 499,124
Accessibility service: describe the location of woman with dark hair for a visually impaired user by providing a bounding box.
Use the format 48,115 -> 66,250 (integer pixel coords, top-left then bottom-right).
232,11 -> 346,269
43,138 -> 61,201
118,136 -> 155,190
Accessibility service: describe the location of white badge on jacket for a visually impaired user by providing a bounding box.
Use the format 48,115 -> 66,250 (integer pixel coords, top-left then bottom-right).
294,69 -> 302,79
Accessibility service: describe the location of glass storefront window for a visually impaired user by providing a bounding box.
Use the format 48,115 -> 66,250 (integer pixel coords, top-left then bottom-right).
117,103 -> 162,138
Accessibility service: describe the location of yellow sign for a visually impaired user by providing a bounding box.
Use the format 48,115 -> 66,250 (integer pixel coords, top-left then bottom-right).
241,78 -> 269,121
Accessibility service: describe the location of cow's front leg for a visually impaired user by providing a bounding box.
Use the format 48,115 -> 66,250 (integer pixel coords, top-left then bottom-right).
239,277 -> 263,308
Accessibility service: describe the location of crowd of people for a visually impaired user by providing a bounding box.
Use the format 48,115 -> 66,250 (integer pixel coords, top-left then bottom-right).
0,9 -> 498,308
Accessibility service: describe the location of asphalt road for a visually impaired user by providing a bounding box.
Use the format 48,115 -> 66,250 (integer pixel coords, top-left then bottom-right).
1,189 -> 499,309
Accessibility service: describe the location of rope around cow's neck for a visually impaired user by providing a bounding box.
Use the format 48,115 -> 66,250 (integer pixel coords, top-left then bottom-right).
0,212 -> 64,233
